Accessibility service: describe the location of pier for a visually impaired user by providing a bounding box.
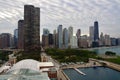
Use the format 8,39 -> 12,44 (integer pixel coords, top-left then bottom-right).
74,68 -> 86,75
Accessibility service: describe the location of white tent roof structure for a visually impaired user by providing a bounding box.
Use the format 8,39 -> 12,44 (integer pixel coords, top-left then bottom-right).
7,59 -> 40,72
0,59 -> 50,80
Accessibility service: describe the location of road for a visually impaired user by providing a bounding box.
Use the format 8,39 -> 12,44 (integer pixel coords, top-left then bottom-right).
40,47 -> 60,70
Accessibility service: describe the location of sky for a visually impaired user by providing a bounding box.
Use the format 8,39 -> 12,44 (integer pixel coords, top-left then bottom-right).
0,0 -> 120,37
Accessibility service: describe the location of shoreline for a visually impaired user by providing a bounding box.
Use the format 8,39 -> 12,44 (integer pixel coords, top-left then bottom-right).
61,58 -> 120,72
84,46 -> 120,50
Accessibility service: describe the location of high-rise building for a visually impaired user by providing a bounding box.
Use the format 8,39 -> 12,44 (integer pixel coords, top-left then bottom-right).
63,28 -> 69,48
94,21 -> 99,41
92,21 -> 99,47
76,29 -> 81,38
104,34 -> 111,46
18,20 -> 24,49
42,35 -> 49,48
68,26 -> 73,47
76,29 -> 81,47
14,29 -> 18,48
0,33 -> 13,49
89,26 -> 94,47
53,30 -> 57,48
43,28 -> 50,36
57,25 -> 63,48
34,7 -> 40,49
111,38 -> 117,46
24,5 -> 40,51
48,33 -> 54,47
80,35 -> 88,48
89,26 -> 94,41
99,32 -> 104,46
117,38 -> 120,45
70,36 -> 78,48
42,28 -> 49,48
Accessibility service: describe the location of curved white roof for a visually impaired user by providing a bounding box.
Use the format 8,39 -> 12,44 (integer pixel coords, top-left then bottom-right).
7,59 -> 40,72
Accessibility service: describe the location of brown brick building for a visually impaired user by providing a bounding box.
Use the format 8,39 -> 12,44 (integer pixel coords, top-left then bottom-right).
24,5 -> 40,51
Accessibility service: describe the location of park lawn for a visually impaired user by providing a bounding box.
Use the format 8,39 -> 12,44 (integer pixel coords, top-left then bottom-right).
105,56 -> 120,64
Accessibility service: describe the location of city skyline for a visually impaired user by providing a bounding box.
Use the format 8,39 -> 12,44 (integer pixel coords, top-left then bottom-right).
0,0 -> 120,37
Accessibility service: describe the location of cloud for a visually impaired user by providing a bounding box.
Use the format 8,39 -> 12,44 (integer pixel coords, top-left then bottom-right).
0,0 -> 120,37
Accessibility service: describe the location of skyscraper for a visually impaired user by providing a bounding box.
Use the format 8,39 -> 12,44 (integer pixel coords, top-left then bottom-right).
70,36 -> 78,48
48,33 -> 54,47
18,20 -> 24,49
104,34 -> 111,46
42,28 -> 49,48
68,26 -> 73,47
99,32 -> 104,46
63,28 -> 68,48
57,25 -> 63,48
76,29 -> 81,47
53,30 -> 57,48
89,26 -> 94,47
94,21 -> 99,41
42,35 -> 49,48
14,29 -> 18,48
0,33 -> 13,49
76,29 -> 81,39
80,35 -> 88,48
43,28 -> 49,36
24,5 -> 40,51
92,21 -> 99,47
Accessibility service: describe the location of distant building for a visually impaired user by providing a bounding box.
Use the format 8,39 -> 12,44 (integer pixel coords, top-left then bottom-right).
68,26 -> 73,47
57,25 -> 63,48
80,35 -> 88,48
89,26 -> 94,47
24,5 -> 40,51
42,28 -> 49,48
111,38 -> 117,46
104,34 -> 111,46
94,21 -> 99,41
99,32 -> 104,46
48,34 -> 54,47
76,29 -> 81,48
43,28 -> 50,36
117,38 -> 120,45
76,29 -> 81,39
92,21 -> 99,47
63,28 -> 69,48
42,35 -> 49,48
53,30 -> 57,48
0,33 -> 13,49
14,29 -> 18,48
70,36 -> 78,48
18,20 -> 24,49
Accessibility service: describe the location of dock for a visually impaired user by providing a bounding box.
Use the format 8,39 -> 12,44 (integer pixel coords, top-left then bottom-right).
74,68 -> 86,75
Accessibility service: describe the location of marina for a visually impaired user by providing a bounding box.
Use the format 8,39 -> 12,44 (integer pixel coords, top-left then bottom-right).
63,67 -> 120,80
61,59 -> 120,80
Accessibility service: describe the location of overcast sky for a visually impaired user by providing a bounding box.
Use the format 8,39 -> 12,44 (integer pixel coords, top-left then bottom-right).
0,0 -> 120,37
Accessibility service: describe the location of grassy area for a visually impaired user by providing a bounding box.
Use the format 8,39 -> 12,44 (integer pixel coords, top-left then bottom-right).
16,51 -> 41,62
104,56 -> 120,64
45,48 -> 97,63
0,51 -> 13,61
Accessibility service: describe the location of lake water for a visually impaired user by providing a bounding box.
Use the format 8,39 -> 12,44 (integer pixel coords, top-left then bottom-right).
88,46 -> 120,55
63,67 -> 120,80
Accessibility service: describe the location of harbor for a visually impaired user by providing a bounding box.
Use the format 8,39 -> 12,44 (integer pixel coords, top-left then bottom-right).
60,58 -> 120,80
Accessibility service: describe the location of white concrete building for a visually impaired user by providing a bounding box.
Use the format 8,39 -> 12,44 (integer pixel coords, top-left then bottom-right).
70,36 -> 78,48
